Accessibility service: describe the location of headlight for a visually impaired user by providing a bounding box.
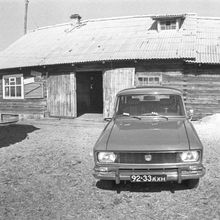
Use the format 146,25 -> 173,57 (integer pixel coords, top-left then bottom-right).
179,151 -> 200,162
97,152 -> 116,163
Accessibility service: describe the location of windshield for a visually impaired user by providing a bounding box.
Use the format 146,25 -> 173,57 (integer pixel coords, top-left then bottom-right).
116,94 -> 185,117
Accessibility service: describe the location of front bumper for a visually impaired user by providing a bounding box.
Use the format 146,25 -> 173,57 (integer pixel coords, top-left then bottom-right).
93,164 -> 206,184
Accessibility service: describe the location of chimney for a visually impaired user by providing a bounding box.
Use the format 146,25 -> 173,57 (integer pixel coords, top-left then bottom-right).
70,14 -> 82,25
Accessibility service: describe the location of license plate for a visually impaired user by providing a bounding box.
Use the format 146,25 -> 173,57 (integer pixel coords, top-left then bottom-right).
130,174 -> 167,182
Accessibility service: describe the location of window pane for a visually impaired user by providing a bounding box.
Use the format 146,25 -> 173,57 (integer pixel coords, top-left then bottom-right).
5,87 -> 9,96
16,86 -> 22,97
5,78 -> 9,85
143,78 -> 148,82
149,77 -> 154,83
155,77 -> 159,83
11,86 -> 15,97
170,21 -> 176,29
16,77 -> 21,85
161,25 -> 166,30
9,77 -> 16,85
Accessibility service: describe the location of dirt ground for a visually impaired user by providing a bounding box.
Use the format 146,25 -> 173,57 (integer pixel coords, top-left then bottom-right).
0,114 -> 219,220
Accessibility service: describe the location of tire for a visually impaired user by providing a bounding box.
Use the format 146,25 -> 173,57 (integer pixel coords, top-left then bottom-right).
184,179 -> 200,189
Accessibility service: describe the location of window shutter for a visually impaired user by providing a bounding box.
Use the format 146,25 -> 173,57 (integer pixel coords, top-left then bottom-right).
24,82 -> 43,98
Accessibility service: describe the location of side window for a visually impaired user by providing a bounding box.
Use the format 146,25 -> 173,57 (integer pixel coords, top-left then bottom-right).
3,75 -> 24,99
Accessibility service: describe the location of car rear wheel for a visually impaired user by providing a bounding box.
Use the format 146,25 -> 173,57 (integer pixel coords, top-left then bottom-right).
183,179 -> 200,189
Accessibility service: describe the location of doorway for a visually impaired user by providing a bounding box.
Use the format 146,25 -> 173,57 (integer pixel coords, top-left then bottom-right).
76,71 -> 103,116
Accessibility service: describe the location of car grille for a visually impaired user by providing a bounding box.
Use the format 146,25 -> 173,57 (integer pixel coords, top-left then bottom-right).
116,153 -> 179,164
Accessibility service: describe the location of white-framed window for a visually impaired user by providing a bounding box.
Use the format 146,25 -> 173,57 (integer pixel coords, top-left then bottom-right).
137,76 -> 161,86
160,20 -> 176,30
2,74 -> 24,99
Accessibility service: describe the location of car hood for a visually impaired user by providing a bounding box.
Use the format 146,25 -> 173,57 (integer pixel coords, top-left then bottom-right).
106,118 -> 190,151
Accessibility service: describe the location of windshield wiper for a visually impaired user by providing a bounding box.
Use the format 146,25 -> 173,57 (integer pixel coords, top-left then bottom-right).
121,113 -> 141,120
141,112 -> 168,120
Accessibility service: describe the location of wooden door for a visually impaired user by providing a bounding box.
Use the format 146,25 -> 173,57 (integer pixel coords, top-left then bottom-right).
103,68 -> 135,118
47,72 -> 76,117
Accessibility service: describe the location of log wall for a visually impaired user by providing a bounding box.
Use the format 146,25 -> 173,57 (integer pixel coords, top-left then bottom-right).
183,65 -> 220,118
0,61 -> 219,119
0,69 -> 47,119
136,61 -> 220,118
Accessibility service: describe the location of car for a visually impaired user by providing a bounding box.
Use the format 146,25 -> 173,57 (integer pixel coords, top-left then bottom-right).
93,86 -> 205,189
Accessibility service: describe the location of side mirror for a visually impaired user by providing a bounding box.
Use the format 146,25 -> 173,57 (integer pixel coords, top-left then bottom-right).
104,117 -> 112,122
187,109 -> 194,120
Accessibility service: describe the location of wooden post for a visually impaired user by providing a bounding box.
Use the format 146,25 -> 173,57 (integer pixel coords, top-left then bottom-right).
24,0 -> 29,34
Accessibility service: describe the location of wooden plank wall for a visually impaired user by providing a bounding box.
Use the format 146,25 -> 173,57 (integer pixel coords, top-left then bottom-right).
183,66 -> 220,118
0,100 -> 47,114
0,70 -> 47,118
136,62 -> 220,118
163,70 -> 220,118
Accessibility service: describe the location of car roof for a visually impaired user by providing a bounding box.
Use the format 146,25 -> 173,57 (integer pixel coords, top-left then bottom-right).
117,86 -> 183,96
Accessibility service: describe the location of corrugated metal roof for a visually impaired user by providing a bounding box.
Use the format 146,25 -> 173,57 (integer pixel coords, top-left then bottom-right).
0,14 -> 220,69
192,17 -> 220,64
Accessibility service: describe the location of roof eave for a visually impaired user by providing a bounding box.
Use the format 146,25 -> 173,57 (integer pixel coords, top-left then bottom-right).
0,57 -> 192,71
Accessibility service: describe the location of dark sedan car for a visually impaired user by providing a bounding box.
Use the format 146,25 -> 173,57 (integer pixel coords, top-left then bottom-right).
93,87 -> 205,188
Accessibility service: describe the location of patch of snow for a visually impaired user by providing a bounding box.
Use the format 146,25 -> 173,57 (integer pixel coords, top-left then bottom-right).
199,114 -> 220,126
193,114 -> 220,141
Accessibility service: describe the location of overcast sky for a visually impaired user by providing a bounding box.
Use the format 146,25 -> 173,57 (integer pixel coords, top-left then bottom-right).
0,0 -> 220,51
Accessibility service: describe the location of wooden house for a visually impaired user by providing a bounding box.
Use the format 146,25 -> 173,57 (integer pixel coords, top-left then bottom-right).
0,13 -> 220,119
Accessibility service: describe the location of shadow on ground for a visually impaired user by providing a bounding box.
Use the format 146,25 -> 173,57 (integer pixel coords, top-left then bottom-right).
96,180 -> 191,194
0,124 -> 39,148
